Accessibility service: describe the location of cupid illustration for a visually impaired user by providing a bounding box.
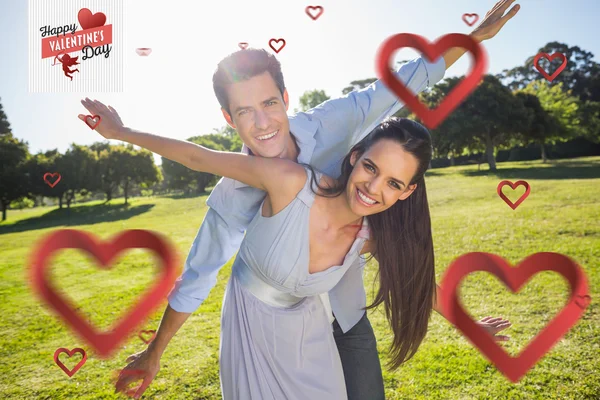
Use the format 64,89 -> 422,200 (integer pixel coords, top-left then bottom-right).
53,53 -> 80,81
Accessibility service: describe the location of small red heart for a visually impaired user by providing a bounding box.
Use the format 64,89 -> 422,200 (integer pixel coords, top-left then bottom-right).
375,33 -> 487,129
497,180 -> 530,210
238,42 -> 249,50
135,48 -> 152,56
138,329 -> 156,344
305,6 -> 324,21
462,13 -> 479,27
534,52 -> 567,82
78,8 -> 107,30
54,347 -> 87,377
85,115 -> 101,130
440,252 -> 590,382
269,38 -> 286,54
574,294 -> 591,309
43,172 -> 62,188
28,229 -> 180,358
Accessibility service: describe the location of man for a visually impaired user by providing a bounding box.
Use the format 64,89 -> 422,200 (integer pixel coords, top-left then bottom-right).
99,1 -> 519,398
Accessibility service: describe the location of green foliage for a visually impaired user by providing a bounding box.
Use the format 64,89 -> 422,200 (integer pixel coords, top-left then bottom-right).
297,89 -> 330,112
9,196 -> 34,210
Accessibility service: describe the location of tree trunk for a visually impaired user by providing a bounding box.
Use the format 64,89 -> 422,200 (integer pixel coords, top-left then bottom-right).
540,141 -> 548,163
66,191 -> 73,209
124,180 -> 129,205
58,195 -> 63,209
450,154 -> 455,166
105,190 -> 112,202
485,131 -> 497,171
1,199 -> 6,221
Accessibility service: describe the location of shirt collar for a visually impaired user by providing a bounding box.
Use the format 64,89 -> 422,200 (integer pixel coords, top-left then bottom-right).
233,114 -> 319,189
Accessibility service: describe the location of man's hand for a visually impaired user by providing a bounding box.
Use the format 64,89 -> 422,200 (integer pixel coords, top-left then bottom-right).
476,316 -> 512,342
78,98 -> 125,140
114,348 -> 161,399
470,0 -> 520,43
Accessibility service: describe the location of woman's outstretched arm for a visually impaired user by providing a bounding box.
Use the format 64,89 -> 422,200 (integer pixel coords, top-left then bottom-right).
78,98 -> 305,193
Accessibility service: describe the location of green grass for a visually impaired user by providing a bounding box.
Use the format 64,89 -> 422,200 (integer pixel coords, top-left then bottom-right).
0,156 -> 598,399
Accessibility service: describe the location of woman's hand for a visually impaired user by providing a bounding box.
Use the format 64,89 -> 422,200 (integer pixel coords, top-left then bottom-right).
78,98 -> 125,140
470,0 -> 520,43
476,316 -> 512,341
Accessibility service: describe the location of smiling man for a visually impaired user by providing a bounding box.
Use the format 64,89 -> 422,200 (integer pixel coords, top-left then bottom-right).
89,1 -> 522,398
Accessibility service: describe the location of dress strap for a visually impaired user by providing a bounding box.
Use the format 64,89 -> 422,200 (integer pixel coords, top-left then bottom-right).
296,165 -> 321,207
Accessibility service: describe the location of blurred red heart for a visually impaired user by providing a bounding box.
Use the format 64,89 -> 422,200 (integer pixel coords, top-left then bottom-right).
43,172 -> 61,188
138,329 -> 156,344
85,115 -> 101,130
440,252 -> 590,382
376,33 -> 487,129
462,13 -> 479,26
306,6 -> 324,20
269,38 -> 286,54
29,229 -> 180,358
497,180 -> 530,210
78,8 -> 106,30
534,52 -> 567,82
54,347 -> 87,377
135,48 -> 152,56
238,42 -> 249,50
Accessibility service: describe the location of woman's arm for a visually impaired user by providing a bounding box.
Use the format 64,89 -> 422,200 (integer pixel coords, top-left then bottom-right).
78,98 -> 306,194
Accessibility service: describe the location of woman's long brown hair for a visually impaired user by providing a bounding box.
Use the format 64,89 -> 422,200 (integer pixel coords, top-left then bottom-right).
303,117 -> 436,370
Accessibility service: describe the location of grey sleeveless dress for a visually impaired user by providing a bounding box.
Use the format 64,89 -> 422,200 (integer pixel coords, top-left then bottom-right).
219,167 -> 371,400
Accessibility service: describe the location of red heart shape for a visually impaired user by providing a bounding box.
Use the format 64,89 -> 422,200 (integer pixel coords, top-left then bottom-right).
29,229 -> 180,358
85,114 -> 101,130
462,13 -> 479,27
305,6 -> 324,21
54,347 -> 87,377
78,8 -> 107,30
43,172 -> 62,188
138,329 -> 156,344
238,42 -> 249,50
269,38 -> 286,54
497,180 -> 530,210
534,52 -> 567,82
376,33 -> 488,129
439,252 -> 590,382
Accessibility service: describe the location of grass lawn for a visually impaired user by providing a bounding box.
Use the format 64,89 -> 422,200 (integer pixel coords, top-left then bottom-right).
0,156 -> 598,399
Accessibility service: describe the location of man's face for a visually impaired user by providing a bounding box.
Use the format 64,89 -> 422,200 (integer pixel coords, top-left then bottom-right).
222,71 -> 294,159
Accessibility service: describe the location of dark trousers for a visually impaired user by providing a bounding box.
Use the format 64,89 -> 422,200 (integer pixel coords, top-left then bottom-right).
333,312 -> 385,400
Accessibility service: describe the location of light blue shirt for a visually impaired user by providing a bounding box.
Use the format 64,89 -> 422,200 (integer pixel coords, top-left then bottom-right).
167,56 -> 446,333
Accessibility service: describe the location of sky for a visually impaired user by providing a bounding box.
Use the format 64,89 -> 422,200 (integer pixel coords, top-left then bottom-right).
1,0 -> 599,165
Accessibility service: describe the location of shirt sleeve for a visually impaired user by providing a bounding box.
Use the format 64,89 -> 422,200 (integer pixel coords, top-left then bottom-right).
305,56 -> 446,156
167,206 -> 245,313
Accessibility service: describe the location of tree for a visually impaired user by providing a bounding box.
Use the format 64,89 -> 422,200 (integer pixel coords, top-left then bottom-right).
421,75 -> 532,171
24,149 -> 66,208
516,80 -> 581,161
0,134 -> 30,221
0,98 -> 11,136
56,144 -> 98,209
106,145 -> 161,205
342,79 -> 377,96
296,89 -> 330,112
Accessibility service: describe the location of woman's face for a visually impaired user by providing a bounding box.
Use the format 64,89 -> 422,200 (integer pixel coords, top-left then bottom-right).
346,139 -> 419,216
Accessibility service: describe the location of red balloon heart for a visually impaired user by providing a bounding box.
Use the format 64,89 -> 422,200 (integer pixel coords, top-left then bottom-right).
376,33 -> 488,129
238,42 -> 249,50
43,172 -> 61,188
497,180 -> 530,210
305,6 -> 324,21
439,252 -> 590,383
54,347 -> 87,377
85,114 -> 101,130
138,329 -> 156,344
78,8 -> 107,30
29,229 -> 180,358
462,13 -> 479,27
269,38 -> 286,54
534,52 -> 567,82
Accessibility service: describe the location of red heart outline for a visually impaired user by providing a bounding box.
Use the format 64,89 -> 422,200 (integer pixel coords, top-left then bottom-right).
269,38 -> 286,54
462,13 -> 479,27
238,42 -> 249,50
85,115 -> 101,130
376,33 -> 488,129
497,180 -> 530,210
78,8 -> 107,30
54,347 -> 87,377
43,172 -> 62,188
305,6 -> 324,21
533,52 -> 567,82
29,229 -> 180,358
439,252 -> 590,382
138,329 -> 156,344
